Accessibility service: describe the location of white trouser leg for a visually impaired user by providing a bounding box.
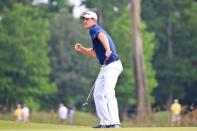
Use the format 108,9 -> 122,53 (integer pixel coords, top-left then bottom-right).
93,74 -> 110,125
93,60 -> 123,125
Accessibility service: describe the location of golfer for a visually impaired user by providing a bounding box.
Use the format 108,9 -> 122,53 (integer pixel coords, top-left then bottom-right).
74,11 -> 123,128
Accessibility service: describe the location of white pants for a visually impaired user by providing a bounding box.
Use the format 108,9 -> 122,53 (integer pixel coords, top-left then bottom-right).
93,60 -> 123,125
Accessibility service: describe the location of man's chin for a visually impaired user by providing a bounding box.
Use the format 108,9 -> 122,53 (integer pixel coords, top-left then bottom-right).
84,26 -> 90,29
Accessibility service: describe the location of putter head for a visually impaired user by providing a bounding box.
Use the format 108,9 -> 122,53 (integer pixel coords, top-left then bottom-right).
82,102 -> 88,106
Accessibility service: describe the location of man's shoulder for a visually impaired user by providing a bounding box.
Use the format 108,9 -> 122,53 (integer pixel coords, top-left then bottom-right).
91,24 -> 103,31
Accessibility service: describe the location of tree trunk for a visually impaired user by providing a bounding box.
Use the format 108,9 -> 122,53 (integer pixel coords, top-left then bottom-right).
97,0 -> 103,26
166,92 -> 173,110
131,0 -> 150,119
166,18 -> 173,58
166,17 -> 174,110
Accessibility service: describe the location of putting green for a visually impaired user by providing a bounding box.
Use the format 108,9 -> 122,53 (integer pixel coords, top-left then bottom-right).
0,120 -> 196,131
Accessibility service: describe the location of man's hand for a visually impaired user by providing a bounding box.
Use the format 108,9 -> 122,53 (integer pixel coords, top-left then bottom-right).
74,43 -> 96,57
105,49 -> 112,57
74,43 -> 82,52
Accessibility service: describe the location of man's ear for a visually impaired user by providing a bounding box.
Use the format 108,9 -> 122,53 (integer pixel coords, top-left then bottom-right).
93,19 -> 97,23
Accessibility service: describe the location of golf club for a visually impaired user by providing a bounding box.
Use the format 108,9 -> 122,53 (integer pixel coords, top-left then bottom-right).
82,82 -> 95,106
82,57 -> 108,106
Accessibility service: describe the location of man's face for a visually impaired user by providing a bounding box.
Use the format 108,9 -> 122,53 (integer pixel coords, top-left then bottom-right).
83,18 -> 96,29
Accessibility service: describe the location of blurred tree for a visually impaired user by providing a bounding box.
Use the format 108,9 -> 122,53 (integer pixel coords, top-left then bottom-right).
82,0 -> 130,30
172,1 -> 197,106
111,8 -> 135,113
0,0 -> 32,13
47,0 -> 70,12
0,4 -> 56,110
131,0 -> 154,118
141,0 -> 197,107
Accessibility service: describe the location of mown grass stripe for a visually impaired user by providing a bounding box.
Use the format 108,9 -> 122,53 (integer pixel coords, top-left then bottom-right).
0,120 -> 197,131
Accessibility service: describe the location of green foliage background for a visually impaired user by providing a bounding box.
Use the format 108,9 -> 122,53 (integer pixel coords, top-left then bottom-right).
0,4 -> 56,110
0,0 -> 196,112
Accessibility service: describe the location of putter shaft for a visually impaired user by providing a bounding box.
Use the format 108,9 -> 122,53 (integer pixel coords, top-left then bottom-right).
82,57 -> 108,106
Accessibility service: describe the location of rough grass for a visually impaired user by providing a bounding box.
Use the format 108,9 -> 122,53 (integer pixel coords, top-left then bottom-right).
1,111 -> 196,127
152,111 -> 171,126
0,120 -> 196,131
0,111 -> 99,127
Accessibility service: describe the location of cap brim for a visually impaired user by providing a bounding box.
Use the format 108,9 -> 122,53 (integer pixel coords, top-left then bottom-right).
80,14 -> 92,20
80,15 -> 85,20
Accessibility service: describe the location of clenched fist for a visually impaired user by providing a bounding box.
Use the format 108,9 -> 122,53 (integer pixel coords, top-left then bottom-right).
74,43 -> 82,52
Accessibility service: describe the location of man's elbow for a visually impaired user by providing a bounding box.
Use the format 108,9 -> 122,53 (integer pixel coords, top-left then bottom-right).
88,53 -> 96,57
87,49 -> 96,57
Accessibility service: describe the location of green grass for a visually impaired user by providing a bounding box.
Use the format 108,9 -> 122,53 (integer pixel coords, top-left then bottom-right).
1,111 -> 196,128
0,111 -> 99,127
0,111 -> 181,127
122,111 -> 172,127
31,111 -> 99,126
153,111 -> 171,126
0,120 -> 196,131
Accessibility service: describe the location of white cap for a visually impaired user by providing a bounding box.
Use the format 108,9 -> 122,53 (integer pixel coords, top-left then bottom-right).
80,11 -> 97,20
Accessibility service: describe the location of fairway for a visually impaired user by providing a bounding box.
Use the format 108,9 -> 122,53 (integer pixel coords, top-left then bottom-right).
0,120 -> 196,131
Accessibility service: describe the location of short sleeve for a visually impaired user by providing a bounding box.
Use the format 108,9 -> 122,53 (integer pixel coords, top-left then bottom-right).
89,27 -> 100,39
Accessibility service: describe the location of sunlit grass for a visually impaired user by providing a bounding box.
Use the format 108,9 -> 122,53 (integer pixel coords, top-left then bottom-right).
0,120 -> 196,131
0,111 -> 196,127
